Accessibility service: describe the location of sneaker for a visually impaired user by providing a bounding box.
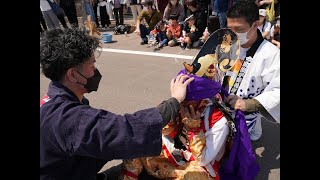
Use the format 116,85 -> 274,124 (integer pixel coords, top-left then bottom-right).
180,44 -> 186,50
140,40 -> 148,45
153,45 -> 161,52
186,45 -> 191,50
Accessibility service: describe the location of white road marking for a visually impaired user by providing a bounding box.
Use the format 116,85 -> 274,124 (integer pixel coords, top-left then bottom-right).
101,48 -> 194,60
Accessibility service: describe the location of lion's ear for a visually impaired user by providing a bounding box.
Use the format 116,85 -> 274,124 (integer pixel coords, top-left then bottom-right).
183,62 -> 194,74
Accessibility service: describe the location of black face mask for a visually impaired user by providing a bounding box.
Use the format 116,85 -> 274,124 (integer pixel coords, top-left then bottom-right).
74,68 -> 102,93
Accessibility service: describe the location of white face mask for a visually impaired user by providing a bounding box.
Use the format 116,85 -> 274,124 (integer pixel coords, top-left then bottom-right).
236,24 -> 254,45
171,0 -> 177,5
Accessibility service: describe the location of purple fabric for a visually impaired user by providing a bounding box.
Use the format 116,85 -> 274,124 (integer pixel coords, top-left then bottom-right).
177,69 -> 224,101
219,110 -> 260,180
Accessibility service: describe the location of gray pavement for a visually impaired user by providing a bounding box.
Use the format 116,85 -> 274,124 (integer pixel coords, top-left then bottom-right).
40,20 -> 280,179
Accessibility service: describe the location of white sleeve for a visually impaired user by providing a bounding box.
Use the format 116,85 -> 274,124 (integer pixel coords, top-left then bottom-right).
197,117 -> 229,166
97,5 -> 100,16
254,49 -> 280,122
270,25 -> 275,37
264,22 -> 272,32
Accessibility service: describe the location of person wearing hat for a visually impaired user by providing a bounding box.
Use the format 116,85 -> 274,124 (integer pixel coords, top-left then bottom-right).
225,0 -> 280,140
257,9 -> 272,39
134,0 -> 162,45
40,27 -> 194,180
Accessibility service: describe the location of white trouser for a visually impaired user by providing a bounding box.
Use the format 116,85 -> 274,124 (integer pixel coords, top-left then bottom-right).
130,4 -> 142,25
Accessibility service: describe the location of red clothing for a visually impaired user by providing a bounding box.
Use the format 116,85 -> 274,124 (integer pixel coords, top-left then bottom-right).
168,23 -> 181,39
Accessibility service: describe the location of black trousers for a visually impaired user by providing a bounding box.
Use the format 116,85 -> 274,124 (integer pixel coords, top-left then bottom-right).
57,14 -> 68,28
100,6 -> 111,27
113,4 -> 124,26
60,0 -> 79,27
93,2 -> 100,26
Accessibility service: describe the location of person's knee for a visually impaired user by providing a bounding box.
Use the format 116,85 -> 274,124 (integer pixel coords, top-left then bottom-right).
185,37 -> 191,44
168,41 -> 174,46
166,31 -> 172,37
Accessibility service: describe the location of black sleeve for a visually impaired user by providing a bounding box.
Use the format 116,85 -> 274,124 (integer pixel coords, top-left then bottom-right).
44,102 -> 164,161
156,97 -> 181,127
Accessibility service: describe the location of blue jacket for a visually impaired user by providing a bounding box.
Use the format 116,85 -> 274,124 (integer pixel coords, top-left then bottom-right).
40,81 -> 170,180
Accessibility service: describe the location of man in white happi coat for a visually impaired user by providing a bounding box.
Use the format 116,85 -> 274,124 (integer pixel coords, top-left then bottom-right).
222,0 -> 280,141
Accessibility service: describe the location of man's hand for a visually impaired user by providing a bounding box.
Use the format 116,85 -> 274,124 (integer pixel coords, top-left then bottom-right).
170,74 -> 194,103
226,95 -> 247,111
134,28 -> 141,35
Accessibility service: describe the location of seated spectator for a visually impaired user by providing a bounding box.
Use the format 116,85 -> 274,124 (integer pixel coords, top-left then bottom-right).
257,9 -> 271,40
134,0 -> 162,45
270,16 -> 280,48
207,15 -> 220,34
163,0 -> 185,23
180,14 -> 201,50
184,0 -> 207,48
166,14 -> 182,47
152,20 -> 169,51
199,15 -> 220,44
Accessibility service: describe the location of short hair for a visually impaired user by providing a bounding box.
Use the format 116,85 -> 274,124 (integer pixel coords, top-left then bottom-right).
40,28 -> 101,81
186,0 -> 198,9
207,15 -> 220,34
142,0 -> 153,6
227,0 -> 259,26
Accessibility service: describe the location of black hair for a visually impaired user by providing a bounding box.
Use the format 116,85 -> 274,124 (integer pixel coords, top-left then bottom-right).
227,0 -> 259,26
142,0 -> 153,7
186,0 -> 198,9
207,15 -> 220,34
155,20 -> 167,30
40,28 -> 101,81
166,0 -> 179,9
169,13 -> 178,21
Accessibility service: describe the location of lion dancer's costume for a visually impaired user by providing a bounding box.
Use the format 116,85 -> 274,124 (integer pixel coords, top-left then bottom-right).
120,69 -> 232,180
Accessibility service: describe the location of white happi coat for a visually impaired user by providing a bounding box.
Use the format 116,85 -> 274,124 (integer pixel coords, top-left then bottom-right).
225,40 -> 280,138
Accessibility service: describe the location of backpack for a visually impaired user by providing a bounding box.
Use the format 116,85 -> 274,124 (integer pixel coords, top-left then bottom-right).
113,25 -> 132,35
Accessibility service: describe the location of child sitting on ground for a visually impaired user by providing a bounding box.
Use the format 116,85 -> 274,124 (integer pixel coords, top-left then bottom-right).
151,20 -> 169,51
166,14 -> 182,47
180,14 -> 198,50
